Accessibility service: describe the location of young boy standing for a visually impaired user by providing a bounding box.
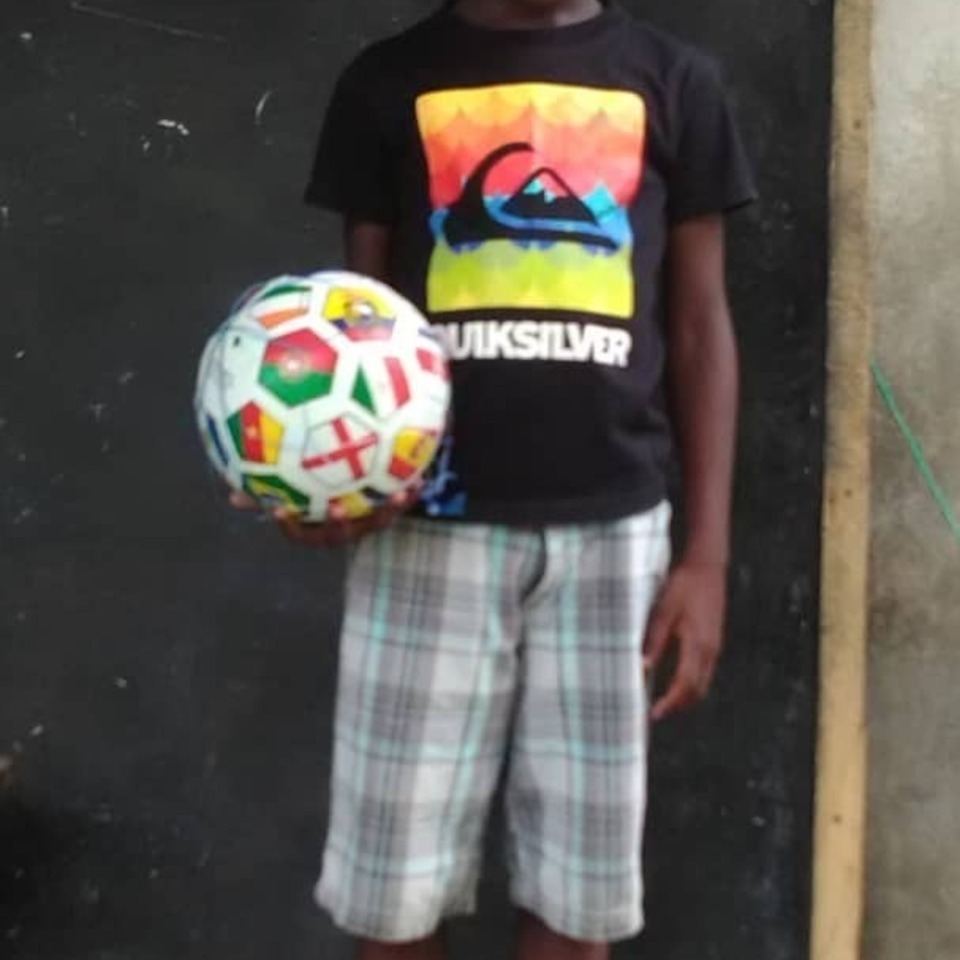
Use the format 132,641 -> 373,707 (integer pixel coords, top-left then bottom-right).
274,1 -> 755,957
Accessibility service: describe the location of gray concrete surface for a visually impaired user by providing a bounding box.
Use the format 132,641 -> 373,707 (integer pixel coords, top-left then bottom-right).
867,1 -> 960,957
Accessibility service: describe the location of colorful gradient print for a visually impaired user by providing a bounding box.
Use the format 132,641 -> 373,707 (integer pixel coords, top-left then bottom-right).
416,83 -> 647,319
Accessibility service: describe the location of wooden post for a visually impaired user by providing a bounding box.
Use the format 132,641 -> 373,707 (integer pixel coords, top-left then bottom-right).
812,0 -> 874,958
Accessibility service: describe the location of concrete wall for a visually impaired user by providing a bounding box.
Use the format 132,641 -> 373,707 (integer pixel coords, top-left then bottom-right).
867,0 -> 960,956
1,1 -> 830,957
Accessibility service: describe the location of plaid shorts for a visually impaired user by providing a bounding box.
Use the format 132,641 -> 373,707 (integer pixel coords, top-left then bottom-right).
315,502 -> 672,943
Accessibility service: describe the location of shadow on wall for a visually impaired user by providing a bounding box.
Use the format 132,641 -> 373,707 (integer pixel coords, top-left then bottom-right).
0,757 -> 214,959
0,745 -> 342,960
1,754 -> 50,952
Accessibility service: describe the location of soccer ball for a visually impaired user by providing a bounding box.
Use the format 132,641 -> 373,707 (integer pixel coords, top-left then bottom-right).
195,271 -> 451,521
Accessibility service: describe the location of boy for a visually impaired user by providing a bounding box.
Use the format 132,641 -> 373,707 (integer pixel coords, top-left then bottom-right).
241,0 -> 756,957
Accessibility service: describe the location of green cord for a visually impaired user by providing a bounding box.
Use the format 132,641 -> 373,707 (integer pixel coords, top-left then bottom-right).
871,359 -> 960,544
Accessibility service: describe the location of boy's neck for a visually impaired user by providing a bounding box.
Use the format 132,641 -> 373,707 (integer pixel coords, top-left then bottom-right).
453,0 -> 606,30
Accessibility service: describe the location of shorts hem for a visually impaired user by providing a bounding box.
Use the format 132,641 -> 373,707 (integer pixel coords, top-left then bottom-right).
314,880 -> 476,943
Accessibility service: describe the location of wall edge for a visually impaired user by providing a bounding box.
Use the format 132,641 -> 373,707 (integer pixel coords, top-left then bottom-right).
812,0 -> 874,958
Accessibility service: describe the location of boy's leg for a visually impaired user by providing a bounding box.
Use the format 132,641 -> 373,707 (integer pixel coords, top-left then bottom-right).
507,504 -> 673,952
316,520 -> 525,946
516,911 -> 609,960
357,933 -> 447,960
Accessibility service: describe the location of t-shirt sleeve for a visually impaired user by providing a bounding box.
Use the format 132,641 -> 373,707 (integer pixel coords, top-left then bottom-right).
304,55 -> 396,224
667,54 -> 758,223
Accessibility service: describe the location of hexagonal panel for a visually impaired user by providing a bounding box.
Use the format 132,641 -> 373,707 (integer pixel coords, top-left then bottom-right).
259,328 -> 338,407
350,355 -> 411,420
242,474 -> 310,513
324,287 -> 396,343
227,401 -> 284,465
301,413 -> 379,490
389,428 -> 440,482
249,281 -> 312,330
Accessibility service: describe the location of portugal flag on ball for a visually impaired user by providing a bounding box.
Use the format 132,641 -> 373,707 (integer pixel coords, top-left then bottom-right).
260,330 -> 338,406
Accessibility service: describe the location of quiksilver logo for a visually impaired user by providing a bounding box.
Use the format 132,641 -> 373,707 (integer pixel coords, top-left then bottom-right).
434,321 -> 633,368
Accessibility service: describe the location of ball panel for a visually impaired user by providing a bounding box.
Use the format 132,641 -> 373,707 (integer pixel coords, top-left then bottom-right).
349,354 -> 412,420
323,286 -> 397,343
198,271 -> 452,521
416,341 -> 450,382
249,279 -> 313,330
301,413 -> 379,492
242,473 -> 310,513
226,402 -> 285,466
389,428 -> 440,483
259,328 -> 339,407
219,326 -> 269,413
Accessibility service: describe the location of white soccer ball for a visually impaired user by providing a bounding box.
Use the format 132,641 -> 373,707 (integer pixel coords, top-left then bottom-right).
195,271 -> 451,521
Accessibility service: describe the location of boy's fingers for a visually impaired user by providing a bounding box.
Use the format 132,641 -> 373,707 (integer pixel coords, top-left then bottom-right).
245,485 -> 419,527
276,512 -> 385,548
280,518 -> 346,547
650,644 -> 710,721
643,607 -> 674,671
651,683 -> 694,722
268,488 -> 422,547
651,668 -> 699,722
276,515 -> 308,541
367,512 -> 395,532
698,646 -> 721,695
389,484 -> 422,510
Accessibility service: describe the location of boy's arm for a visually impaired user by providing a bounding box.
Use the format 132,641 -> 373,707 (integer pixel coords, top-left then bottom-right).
344,218 -> 391,280
667,214 -> 739,566
644,213 -> 738,721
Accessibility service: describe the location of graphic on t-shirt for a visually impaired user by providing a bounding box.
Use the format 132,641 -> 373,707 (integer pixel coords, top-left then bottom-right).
418,432 -> 467,518
416,83 -> 647,318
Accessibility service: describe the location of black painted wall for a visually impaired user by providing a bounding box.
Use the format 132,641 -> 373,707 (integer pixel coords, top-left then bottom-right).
0,1 -> 831,957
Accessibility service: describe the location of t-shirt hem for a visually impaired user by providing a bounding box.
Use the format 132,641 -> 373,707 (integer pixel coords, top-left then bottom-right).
415,483 -> 669,527
668,189 -> 759,224
302,185 -> 394,225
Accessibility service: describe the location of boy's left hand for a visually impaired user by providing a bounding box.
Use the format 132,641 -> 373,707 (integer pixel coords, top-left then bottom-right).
228,486 -> 421,547
643,561 -> 728,722
273,485 -> 422,547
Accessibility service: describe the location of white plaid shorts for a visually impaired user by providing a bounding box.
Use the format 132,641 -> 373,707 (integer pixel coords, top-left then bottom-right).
315,502 -> 672,943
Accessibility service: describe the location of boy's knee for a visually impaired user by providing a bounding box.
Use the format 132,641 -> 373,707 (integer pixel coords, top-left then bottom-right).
356,932 -> 446,960
516,910 -> 611,960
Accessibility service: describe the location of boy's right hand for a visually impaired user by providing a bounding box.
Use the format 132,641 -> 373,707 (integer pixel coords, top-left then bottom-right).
228,488 -> 418,547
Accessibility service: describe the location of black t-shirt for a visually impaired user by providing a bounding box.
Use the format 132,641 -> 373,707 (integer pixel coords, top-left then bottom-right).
306,1 -> 757,524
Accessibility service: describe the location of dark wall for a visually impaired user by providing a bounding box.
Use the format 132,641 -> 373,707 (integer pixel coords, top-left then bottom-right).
0,1 -> 831,957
